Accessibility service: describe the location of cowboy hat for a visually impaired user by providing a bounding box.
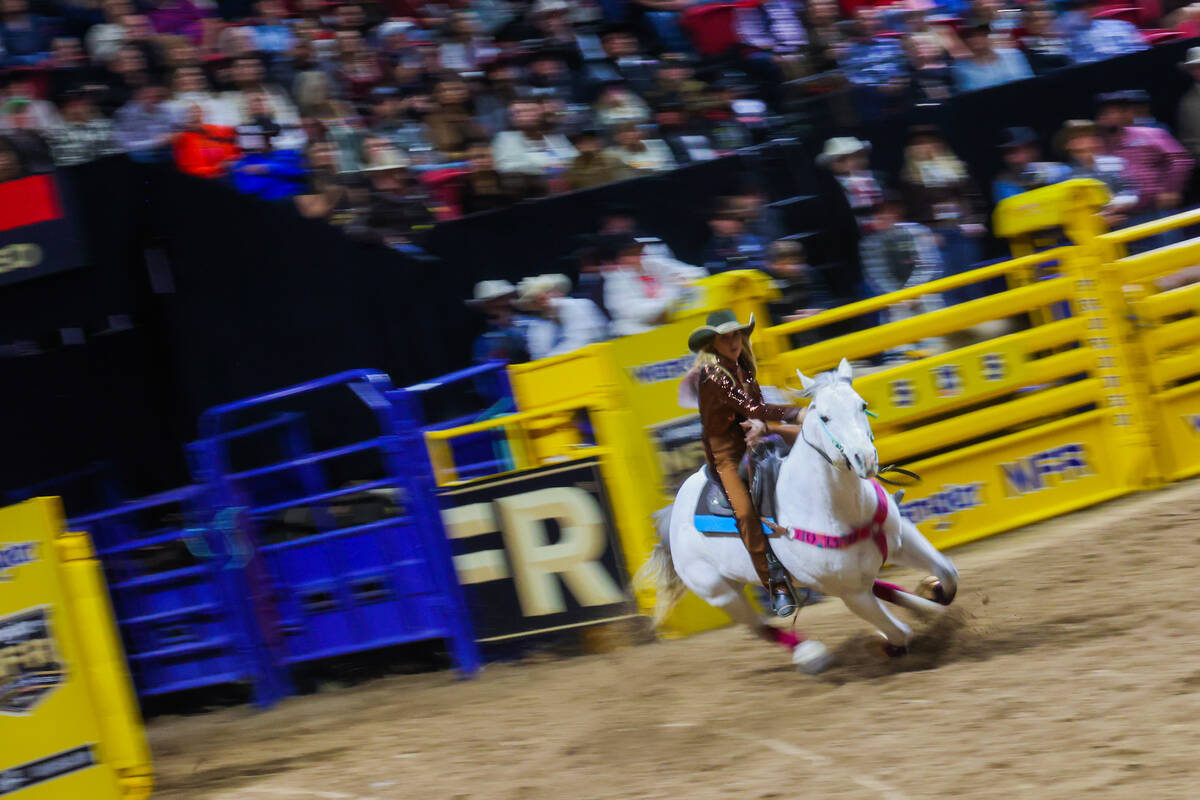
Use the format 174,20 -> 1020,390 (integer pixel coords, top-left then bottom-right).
688,309 -> 756,353
1180,46 -> 1200,70
1053,119 -> 1099,156
362,147 -> 410,172
515,274 -> 571,309
816,136 -> 869,165
466,279 -> 517,307
998,126 -> 1036,150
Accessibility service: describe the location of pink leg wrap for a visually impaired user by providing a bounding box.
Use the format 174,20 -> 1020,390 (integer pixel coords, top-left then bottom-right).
764,627 -> 803,650
872,581 -> 906,603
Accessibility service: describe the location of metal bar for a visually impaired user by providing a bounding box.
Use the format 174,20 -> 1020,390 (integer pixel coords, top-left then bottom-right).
1139,281 -> 1200,319
121,603 -> 220,627
1144,315 -> 1200,355
403,361 -> 507,393
764,248 -> 1070,338
112,565 -> 210,591
257,517 -> 416,553
203,412 -> 304,444
424,397 -> 597,441
199,369 -> 392,437
1099,206 -> 1200,244
98,527 -> 195,557
128,636 -> 234,662
248,478 -> 396,517
227,438 -> 384,482
1149,349 -> 1200,389
769,277 -> 1074,373
70,486 -> 202,526
1116,238 -> 1200,284
878,379 -> 1102,463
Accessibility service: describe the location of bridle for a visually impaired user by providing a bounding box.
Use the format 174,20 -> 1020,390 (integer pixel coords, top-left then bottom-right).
801,402 -> 918,487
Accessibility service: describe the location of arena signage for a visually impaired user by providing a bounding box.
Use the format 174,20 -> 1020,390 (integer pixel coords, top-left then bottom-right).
628,354 -> 693,385
0,174 -> 86,288
1000,443 -> 1091,497
900,483 -> 985,531
648,414 -> 706,495
0,543 -> 36,582
438,458 -> 633,642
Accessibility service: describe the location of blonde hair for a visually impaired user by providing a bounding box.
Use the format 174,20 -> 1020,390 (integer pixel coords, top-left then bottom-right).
692,331 -> 757,380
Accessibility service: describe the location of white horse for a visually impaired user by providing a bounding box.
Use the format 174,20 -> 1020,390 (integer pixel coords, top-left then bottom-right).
639,358 -> 960,673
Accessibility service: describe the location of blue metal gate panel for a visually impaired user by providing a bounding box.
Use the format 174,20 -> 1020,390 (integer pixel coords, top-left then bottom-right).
194,370 -> 480,676
68,486 -> 282,705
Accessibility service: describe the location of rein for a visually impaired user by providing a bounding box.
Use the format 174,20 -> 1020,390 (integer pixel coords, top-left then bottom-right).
802,407 -> 920,487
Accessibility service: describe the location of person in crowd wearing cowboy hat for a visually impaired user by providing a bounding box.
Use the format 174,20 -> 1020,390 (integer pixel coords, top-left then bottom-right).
467,279 -> 532,367
359,141 -> 436,249
818,136 -> 883,231
1055,119 -> 1137,227
1177,47 -> 1200,160
685,309 -> 804,616
515,273 -> 609,360
992,126 -> 1070,203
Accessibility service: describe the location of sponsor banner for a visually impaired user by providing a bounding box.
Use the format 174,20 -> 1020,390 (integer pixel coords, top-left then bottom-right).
648,414 -> 706,496
0,744 -> 96,796
895,412 -> 1122,549
0,607 -> 66,715
0,173 -> 86,287
0,543 -> 36,582
438,458 -> 633,642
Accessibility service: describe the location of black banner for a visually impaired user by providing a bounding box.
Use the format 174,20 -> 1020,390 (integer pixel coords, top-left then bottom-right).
0,174 -> 86,288
437,457 -> 633,642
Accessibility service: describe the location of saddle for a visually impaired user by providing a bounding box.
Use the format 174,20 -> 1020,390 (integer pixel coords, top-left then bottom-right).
694,437 -> 789,536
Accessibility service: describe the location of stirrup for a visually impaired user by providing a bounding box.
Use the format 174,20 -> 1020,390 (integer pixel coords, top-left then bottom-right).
772,584 -> 798,617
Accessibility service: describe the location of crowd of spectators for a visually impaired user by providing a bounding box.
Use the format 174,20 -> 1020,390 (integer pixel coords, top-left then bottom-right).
2,0 -> 1198,362
0,0 -> 1189,252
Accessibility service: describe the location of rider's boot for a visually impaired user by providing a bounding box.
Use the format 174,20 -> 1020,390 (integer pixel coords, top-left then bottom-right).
765,548 -> 799,617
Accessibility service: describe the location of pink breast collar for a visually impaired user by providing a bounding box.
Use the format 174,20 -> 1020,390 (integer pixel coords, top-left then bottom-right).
786,480 -> 890,562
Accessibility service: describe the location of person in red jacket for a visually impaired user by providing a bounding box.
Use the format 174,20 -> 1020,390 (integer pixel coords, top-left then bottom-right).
172,103 -> 240,178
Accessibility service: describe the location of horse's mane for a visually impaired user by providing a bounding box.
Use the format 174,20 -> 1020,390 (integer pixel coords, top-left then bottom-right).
799,370 -> 851,398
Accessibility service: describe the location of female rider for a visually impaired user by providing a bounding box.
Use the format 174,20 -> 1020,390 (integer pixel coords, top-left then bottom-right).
687,309 -> 806,616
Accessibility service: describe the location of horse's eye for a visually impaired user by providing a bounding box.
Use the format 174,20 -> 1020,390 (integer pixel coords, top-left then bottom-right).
820,415 -> 830,423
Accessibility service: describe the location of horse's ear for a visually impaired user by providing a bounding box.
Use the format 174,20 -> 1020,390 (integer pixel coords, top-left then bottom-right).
837,358 -> 854,382
796,369 -> 817,396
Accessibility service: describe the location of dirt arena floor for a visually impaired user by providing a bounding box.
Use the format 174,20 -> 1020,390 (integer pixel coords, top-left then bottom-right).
149,478 -> 1200,800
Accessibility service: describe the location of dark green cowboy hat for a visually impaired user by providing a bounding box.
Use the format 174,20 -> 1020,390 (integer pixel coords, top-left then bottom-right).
688,309 -> 755,353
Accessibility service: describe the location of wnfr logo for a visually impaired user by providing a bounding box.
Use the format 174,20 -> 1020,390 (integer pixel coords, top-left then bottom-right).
901,483 -> 984,531
981,352 -> 1006,382
629,355 -> 693,384
0,542 -> 35,581
890,379 -> 916,408
932,364 -> 963,397
1000,443 -> 1090,496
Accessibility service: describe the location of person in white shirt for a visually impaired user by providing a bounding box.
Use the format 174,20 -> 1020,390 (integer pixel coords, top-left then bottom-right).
606,121 -> 675,173
491,98 -> 576,177
516,273 -> 609,359
604,236 -> 694,337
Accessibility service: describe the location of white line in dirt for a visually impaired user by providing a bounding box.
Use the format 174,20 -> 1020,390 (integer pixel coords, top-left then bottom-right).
238,787 -> 355,799
728,733 -> 911,800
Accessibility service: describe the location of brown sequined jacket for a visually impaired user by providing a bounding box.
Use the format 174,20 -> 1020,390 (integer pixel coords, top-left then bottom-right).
698,353 -> 799,473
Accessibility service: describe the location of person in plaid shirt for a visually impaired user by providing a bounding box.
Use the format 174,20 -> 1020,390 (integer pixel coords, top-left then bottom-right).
1056,0 -> 1148,64
1096,92 -> 1193,219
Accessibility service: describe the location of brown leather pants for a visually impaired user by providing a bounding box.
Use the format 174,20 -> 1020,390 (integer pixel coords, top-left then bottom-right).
714,460 -> 772,591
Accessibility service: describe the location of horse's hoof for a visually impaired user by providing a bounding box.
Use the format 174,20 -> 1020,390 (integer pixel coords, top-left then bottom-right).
882,642 -> 909,658
793,640 -> 833,674
917,576 -> 953,606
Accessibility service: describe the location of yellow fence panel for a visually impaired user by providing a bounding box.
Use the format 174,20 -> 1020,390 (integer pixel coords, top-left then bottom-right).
0,497 -> 152,800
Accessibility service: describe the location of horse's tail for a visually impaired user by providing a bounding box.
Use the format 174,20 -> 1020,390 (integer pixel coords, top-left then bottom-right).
634,505 -> 685,628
